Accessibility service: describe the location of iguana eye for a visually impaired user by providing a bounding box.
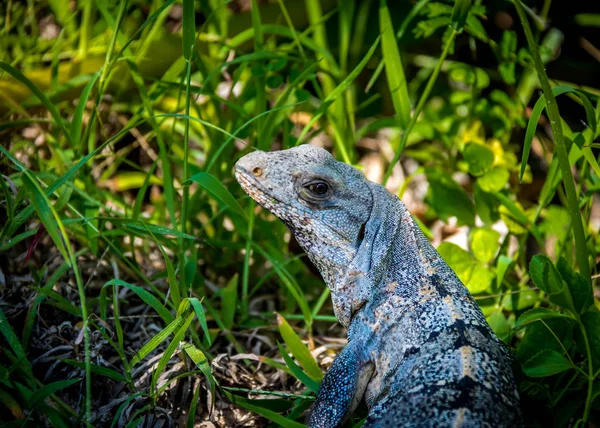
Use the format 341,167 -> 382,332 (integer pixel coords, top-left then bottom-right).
306,182 -> 329,196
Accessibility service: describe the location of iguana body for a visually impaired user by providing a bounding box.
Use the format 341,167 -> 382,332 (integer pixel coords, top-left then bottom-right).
235,145 -> 521,427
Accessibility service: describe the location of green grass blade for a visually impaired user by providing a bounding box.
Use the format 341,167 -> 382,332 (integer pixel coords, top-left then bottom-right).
71,71 -> 101,148
103,279 -> 174,324
186,298 -> 212,347
277,314 -> 322,381
186,172 -> 249,221
28,379 -> 80,407
130,316 -> 183,366
59,359 -> 127,382
21,172 -> 70,268
182,0 -> 196,60
0,61 -> 72,143
151,312 -> 195,393
297,36 -> 381,144
222,390 -> 306,428
520,85 -> 599,182
277,342 -> 320,393
380,0 -> 411,129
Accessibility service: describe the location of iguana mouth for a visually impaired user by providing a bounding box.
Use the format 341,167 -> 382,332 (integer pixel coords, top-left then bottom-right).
234,166 -> 299,215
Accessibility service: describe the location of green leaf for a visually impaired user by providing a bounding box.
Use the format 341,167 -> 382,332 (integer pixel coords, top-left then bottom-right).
297,35 -> 381,143
187,172 -> 249,221
0,61 -> 71,143
186,298 -> 212,347
221,274 -> 238,331
277,314 -> 323,381
520,85 -> 598,182
0,387 -> 24,419
21,172 -> 69,264
470,227 -> 500,264
380,0 -> 410,129
151,313 -> 195,393
514,308 -> 574,329
437,242 -> 494,294
487,312 -> 510,342
277,342 -> 320,393
103,279 -> 174,325
463,143 -> 494,176
426,170 -> 475,226
495,255 -> 513,289
71,71 -> 100,147
523,350 -> 572,377
556,258 -> 593,314
478,166 -> 509,193
59,359 -> 127,382
131,316 -> 183,366
529,255 -> 575,312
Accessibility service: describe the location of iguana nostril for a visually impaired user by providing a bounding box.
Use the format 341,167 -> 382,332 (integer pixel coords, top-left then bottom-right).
252,167 -> 263,177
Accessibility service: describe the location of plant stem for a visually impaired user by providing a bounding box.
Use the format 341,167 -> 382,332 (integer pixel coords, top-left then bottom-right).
514,0 -> 590,280
383,29 -> 457,185
180,57 -> 193,294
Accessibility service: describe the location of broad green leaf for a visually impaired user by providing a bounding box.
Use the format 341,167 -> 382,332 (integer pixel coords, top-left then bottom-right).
556,258 -> 593,314
495,255 -> 513,290
514,308 -> 573,328
529,255 -> 575,312
380,0 -> 410,129
502,288 -> 539,311
463,143 -> 494,176
187,172 -> 248,221
437,242 -> 494,294
470,228 -> 500,264
223,391 -> 306,428
103,279 -> 174,324
478,166 -> 509,193
277,314 -> 323,381
426,170 -> 475,226
486,312 -> 509,342
277,342 -> 320,393
523,350 -> 572,377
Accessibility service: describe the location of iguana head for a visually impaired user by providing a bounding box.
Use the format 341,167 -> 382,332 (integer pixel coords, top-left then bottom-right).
235,145 -> 376,324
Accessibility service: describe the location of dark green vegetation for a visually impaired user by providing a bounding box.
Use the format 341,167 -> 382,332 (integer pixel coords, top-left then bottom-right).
0,0 -> 599,426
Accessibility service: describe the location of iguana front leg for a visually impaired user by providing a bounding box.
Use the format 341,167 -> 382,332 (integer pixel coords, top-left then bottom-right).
306,341 -> 374,428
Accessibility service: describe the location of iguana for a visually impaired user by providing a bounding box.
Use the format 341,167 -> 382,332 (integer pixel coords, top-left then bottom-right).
235,145 -> 521,427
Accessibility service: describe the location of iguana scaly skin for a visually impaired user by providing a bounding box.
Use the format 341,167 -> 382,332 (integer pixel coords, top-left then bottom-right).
235,145 -> 521,427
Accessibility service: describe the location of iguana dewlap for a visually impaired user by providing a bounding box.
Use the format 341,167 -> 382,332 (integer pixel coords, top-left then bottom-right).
235,145 -> 521,427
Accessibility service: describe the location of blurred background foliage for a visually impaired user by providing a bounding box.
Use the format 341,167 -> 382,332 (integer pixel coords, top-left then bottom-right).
0,0 -> 599,426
